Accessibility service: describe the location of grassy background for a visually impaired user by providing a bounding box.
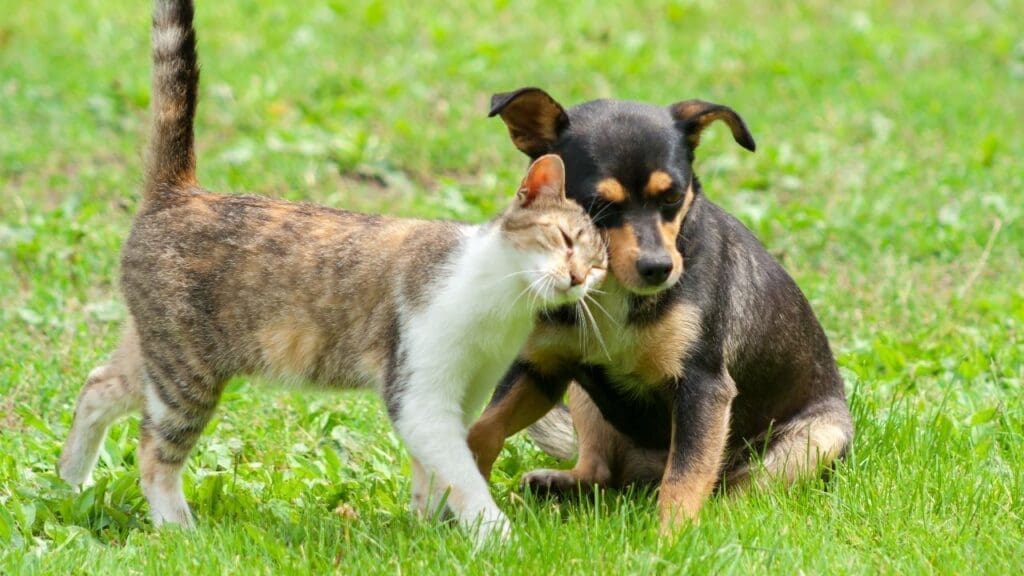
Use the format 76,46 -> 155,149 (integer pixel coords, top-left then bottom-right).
2,0 -> 1022,573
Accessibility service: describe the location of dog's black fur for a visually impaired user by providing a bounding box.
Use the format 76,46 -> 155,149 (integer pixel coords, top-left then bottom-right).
468,88 -> 853,530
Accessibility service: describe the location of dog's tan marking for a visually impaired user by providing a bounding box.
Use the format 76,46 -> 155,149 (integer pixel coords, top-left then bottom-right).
643,171 -> 674,198
606,223 -> 642,289
659,215 -> 684,268
662,185 -> 694,242
680,184 -> 695,216
632,302 -> 702,383
658,438 -> 723,532
646,184 -> 694,288
725,412 -> 852,491
566,384 -> 616,485
596,178 -> 628,204
658,473 -> 710,530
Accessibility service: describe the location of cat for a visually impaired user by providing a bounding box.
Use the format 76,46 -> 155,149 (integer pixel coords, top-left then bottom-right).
57,0 -> 607,540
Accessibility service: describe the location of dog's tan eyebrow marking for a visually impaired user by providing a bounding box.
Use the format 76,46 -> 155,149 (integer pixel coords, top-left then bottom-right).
644,170 -> 674,198
596,178 -> 628,203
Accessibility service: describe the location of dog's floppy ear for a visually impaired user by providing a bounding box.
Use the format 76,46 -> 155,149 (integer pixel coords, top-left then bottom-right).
670,100 -> 756,152
489,87 -> 570,158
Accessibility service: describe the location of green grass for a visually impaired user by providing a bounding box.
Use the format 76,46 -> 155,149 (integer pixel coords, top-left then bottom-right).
2,0 -> 1022,573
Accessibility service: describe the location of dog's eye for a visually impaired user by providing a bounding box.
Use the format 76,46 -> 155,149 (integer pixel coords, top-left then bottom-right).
661,189 -> 684,205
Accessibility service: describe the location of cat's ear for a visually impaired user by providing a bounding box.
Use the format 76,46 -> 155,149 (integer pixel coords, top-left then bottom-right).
517,154 -> 566,208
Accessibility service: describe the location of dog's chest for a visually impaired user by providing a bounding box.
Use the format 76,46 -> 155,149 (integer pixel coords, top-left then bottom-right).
530,289 -> 703,390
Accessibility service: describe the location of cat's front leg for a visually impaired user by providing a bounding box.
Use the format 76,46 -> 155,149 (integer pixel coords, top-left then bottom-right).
409,457 -> 453,521
392,385 -> 510,542
409,457 -> 432,516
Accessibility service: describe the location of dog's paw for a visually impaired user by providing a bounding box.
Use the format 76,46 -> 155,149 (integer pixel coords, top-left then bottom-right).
520,468 -> 582,496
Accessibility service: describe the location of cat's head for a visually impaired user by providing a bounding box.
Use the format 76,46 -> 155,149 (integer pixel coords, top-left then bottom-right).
498,154 -> 607,308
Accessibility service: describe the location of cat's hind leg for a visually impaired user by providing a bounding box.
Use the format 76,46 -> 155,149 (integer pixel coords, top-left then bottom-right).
137,358 -> 223,527
59,322 -> 145,487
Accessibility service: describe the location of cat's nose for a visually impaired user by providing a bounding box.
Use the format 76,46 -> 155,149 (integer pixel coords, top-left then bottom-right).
570,271 -> 585,287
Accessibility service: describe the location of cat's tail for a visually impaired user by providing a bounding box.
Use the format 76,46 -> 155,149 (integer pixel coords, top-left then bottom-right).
144,0 -> 200,203
526,404 -> 577,461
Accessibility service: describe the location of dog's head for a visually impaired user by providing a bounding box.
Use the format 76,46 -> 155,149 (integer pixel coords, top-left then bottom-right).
489,88 -> 755,295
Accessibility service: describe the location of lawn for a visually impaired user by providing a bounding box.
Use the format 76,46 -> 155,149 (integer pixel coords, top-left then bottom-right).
1,0 -> 1022,573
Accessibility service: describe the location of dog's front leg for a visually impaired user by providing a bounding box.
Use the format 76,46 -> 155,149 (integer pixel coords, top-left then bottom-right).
658,364 -> 737,533
468,365 -> 568,479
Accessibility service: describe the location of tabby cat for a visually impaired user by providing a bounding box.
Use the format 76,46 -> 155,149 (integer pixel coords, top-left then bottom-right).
58,0 -> 607,540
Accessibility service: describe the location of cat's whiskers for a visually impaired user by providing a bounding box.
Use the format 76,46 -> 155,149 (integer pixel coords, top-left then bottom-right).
589,200 -> 614,225
584,292 -> 619,327
485,268 -> 546,291
532,275 -> 554,312
510,274 -> 550,313
574,300 -> 589,359
578,296 -> 611,360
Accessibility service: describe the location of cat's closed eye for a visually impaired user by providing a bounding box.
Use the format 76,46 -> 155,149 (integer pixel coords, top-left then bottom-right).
559,227 -> 574,254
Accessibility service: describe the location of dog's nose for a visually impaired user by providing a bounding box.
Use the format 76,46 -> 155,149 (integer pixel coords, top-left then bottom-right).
636,257 -> 672,286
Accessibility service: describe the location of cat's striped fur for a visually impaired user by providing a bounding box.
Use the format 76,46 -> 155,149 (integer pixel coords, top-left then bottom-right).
58,0 -> 607,540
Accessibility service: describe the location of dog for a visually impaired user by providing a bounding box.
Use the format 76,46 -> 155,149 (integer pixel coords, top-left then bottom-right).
466,88 -> 854,532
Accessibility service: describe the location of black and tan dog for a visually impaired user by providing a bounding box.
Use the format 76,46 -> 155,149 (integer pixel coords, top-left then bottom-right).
467,88 -> 854,532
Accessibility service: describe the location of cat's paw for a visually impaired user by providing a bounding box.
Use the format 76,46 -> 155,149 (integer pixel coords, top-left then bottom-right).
469,507 -> 511,546
56,467 -> 91,492
150,500 -> 196,529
